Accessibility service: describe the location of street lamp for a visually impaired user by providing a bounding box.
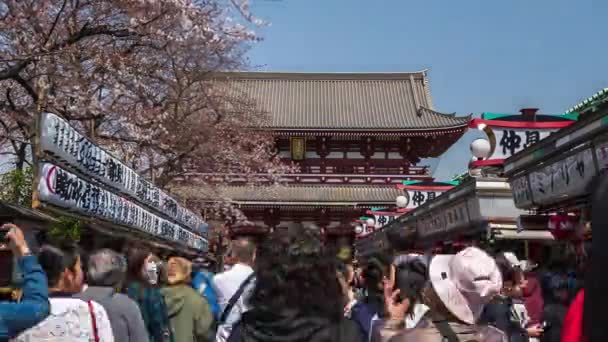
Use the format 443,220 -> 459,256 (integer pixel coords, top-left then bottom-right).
396,195 -> 408,208
470,138 -> 491,160
354,225 -> 364,235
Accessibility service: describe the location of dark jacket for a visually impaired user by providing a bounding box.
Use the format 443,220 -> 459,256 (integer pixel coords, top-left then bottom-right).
541,301 -> 567,342
77,286 -> 149,342
126,282 -> 174,342
523,273 -> 544,326
228,307 -> 364,342
350,298 -> 383,338
0,256 -> 49,339
480,296 -> 528,342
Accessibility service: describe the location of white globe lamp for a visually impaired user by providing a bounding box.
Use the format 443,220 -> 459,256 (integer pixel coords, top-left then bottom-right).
354,225 -> 364,235
366,218 -> 375,227
470,138 -> 491,160
396,195 -> 408,208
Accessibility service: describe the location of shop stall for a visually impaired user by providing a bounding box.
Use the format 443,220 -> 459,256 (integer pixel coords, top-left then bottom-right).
503,92 -> 606,260
32,113 -> 209,255
404,178 -> 532,249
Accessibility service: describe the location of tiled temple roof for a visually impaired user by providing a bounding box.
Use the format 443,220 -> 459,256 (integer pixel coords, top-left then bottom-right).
184,184 -> 404,206
212,71 -> 470,131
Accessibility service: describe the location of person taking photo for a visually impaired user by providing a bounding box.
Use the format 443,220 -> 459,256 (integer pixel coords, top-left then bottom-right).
0,223 -> 50,339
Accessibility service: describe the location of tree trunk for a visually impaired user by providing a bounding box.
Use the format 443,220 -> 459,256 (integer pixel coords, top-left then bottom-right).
15,143 -> 27,171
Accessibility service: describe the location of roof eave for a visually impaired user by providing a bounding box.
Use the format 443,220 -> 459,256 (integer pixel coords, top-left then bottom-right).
209,70 -> 429,81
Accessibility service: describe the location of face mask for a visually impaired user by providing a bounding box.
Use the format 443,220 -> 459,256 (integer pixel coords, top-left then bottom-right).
144,262 -> 159,285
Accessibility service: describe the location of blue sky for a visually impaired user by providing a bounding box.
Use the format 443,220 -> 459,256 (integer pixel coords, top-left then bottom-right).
247,0 -> 607,180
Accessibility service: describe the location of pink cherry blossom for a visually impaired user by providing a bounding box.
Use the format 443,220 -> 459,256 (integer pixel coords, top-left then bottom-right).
0,0 -> 293,221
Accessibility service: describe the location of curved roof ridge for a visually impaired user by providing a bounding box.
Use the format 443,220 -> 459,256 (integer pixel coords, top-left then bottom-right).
211,70 -> 428,81
417,107 -> 472,121
565,87 -> 608,113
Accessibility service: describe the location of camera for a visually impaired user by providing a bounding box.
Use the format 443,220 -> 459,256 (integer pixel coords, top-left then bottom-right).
0,223 -> 10,251
0,223 -> 13,288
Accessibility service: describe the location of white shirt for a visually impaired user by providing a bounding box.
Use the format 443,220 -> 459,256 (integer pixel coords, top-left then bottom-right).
13,297 -> 115,342
212,263 -> 254,342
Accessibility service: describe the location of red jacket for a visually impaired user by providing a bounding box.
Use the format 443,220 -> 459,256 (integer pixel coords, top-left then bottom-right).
522,273 -> 544,325
562,289 -> 585,342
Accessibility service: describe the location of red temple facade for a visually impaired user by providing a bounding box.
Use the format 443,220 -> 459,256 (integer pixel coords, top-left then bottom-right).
180,71 -> 470,246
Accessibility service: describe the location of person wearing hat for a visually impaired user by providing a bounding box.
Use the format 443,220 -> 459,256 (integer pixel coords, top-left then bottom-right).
372,247 -> 506,342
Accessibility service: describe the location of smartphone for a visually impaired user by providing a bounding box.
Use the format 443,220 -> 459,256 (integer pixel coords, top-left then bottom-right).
0,224 -> 9,251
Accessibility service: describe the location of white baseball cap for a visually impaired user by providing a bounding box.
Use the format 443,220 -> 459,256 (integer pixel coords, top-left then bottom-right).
502,251 -> 538,272
429,247 -> 503,324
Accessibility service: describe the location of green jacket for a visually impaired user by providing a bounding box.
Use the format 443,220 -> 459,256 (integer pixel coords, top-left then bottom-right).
162,284 -> 214,342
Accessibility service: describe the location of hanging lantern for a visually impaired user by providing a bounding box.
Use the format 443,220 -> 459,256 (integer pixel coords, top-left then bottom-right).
548,213 -> 577,240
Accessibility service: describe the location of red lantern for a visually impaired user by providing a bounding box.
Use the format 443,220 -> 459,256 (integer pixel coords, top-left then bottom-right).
548,213 -> 577,240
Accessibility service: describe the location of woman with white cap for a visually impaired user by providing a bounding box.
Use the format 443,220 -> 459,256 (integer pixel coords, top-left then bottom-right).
372,247 -> 506,342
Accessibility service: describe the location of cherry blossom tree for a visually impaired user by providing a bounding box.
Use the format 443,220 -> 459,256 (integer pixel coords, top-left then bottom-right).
0,0 -> 291,191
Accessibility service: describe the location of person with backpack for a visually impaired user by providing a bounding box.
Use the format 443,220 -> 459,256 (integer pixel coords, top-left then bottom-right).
372,247 -> 507,342
191,258 -> 220,320
212,237 -> 256,342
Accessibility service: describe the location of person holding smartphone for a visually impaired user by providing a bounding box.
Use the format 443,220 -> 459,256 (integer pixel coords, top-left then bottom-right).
0,223 -> 50,339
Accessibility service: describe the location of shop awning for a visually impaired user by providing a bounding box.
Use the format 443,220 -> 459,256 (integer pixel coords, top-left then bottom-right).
489,223 -> 554,241
504,103 -> 608,211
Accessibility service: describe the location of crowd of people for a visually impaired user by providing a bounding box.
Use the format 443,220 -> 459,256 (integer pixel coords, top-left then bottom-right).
0,219 -> 588,341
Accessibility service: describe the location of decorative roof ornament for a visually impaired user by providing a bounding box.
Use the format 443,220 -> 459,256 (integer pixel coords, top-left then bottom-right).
565,88 -> 608,114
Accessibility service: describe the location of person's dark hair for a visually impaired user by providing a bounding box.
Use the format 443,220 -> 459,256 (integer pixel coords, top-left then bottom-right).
362,258 -> 385,315
127,246 -> 151,283
231,237 -> 256,264
394,259 -> 428,315
370,252 -> 392,270
248,229 -> 344,321
38,244 -> 80,288
495,255 -> 517,283
386,227 -> 414,253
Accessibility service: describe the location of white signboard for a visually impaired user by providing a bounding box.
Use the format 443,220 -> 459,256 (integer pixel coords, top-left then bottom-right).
405,190 -> 444,209
490,128 -> 555,160
529,148 -> 597,206
359,222 -> 376,238
371,213 -> 400,230
511,175 -> 533,209
39,113 -> 206,235
37,163 -> 207,251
